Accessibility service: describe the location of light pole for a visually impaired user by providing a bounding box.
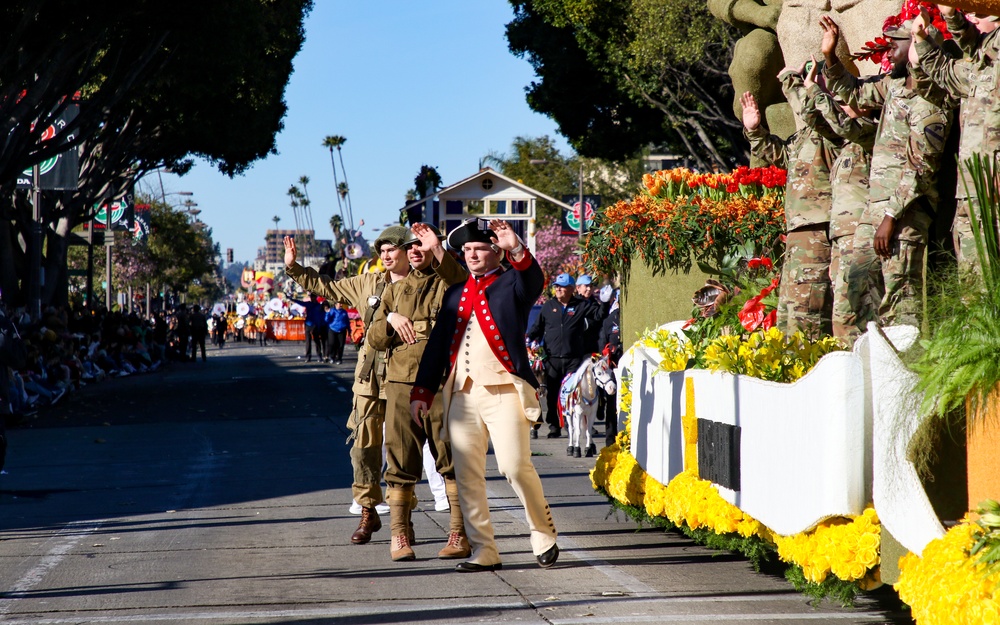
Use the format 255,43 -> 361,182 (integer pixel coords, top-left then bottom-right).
529,159 -> 586,240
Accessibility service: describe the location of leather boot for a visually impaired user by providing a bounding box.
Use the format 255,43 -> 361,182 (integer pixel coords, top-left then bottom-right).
350,506 -> 381,544
387,485 -> 416,561
438,478 -> 470,558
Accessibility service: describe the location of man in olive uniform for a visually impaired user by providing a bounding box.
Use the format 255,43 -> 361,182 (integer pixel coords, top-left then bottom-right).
913,7 -> 1000,273
366,223 -> 469,562
284,225 -> 410,545
822,15 -> 954,328
804,64 -> 878,341
741,65 -> 843,336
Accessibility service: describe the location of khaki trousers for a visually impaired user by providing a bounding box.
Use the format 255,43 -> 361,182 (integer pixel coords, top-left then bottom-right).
448,381 -> 557,565
384,380 -> 453,487
347,393 -> 385,508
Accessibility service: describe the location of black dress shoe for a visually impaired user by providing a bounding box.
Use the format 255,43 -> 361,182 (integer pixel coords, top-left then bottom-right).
530,428 -> 538,440
546,430 -> 561,439
455,561 -> 503,573
536,544 -> 559,568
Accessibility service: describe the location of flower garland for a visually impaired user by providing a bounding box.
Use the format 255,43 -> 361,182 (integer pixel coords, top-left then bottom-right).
591,448 -> 883,590
583,167 -> 786,285
896,517 -> 1000,624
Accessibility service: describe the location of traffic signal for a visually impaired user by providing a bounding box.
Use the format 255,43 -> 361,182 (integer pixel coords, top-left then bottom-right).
226,248 -> 234,263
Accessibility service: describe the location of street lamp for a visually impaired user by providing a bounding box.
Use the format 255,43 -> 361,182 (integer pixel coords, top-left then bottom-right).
529,159 -> 586,240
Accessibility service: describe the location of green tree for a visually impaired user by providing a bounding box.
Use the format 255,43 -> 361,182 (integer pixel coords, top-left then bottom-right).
506,0 -> 744,169
1,0 -> 313,309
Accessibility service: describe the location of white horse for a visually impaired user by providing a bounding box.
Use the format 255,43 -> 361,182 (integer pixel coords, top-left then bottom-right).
560,354 -> 617,458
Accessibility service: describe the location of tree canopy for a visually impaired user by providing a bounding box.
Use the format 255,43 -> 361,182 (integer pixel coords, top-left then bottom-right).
506,0 -> 746,169
1,1 -> 312,309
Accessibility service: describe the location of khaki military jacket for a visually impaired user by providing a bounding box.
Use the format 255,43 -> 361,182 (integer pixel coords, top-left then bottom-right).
825,62 -> 953,219
285,263 -> 391,398
808,84 -> 877,238
366,252 -> 467,384
917,35 -> 1000,200
745,72 -> 842,232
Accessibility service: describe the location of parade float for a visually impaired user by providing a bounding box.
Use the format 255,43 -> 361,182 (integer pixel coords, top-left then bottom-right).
583,164 -> 1000,619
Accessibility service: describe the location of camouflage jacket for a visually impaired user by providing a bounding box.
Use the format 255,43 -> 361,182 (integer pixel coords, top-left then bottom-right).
366,252 -> 467,384
745,72 -> 842,231
917,36 -> 1000,199
808,84 -> 877,238
943,12 -> 1000,61
285,264 -> 392,398
825,62 -> 954,219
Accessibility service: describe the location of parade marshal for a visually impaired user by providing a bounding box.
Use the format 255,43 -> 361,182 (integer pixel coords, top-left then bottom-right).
410,218 -> 559,572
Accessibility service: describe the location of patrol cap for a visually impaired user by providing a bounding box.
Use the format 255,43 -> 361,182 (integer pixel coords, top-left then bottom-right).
554,273 -> 573,287
374,225 -> 409,251
447,218 -> 496,249
401,223 -> 444,249
576,274 -> 593,286
882,18 -> 913,39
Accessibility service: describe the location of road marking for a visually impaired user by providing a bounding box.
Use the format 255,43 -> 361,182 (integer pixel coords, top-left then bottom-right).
0,520 -> 105,616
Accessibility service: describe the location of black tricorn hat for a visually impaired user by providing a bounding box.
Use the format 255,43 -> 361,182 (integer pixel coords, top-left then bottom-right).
447,218 -> 497,249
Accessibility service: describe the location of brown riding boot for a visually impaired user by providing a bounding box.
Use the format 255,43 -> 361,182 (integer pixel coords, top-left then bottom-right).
437,477 -> 471,559
387,485 -> 416,561
350,506 -> 382,544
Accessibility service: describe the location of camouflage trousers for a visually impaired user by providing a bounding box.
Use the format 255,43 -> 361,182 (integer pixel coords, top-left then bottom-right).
830,234 -> 861,341
777,224 -> 833,337
347,393 -> 386,508
847,202 -> 932,330
952,197 -> 999,275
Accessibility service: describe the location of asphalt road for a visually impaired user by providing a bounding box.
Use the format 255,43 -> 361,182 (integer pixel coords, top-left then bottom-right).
0,341 -> 912,624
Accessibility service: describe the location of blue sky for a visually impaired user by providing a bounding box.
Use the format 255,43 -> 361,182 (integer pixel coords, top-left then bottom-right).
148,1 -> 570,263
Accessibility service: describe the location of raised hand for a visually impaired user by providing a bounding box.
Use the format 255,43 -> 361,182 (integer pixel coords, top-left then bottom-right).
819,16 -> 841,62
488,219 -> 522,252
740,91 -> 761,130
283,236 -> 297,267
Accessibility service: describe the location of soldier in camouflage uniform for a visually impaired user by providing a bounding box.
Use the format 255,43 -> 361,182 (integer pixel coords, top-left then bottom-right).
284,226 -> 410,545
367,223 -> 469,562
741,66 -> 843,336
822,16 -> 954,329
804,67 -> 878,341
913,8 -> 1000,273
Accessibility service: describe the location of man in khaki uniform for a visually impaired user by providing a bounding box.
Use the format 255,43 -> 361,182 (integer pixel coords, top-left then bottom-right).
367,223 -> 469,561
283,225 -> 410,545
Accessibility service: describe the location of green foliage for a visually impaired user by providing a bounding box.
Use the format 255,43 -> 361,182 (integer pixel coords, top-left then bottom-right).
506,0 -> 743,167
970,499 -> 1000,577
784,564 -> 862,607
913,155 -> 1000,423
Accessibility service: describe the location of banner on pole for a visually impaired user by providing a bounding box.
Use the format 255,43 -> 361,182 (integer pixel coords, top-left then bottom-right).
560,194 -> 600,236
15,103 -> 81,191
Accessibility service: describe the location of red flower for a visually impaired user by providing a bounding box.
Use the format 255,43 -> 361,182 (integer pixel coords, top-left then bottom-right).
737,278 -> 779,332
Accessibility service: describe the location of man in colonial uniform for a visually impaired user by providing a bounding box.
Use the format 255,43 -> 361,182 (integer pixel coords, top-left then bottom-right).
410,218 -> 559,572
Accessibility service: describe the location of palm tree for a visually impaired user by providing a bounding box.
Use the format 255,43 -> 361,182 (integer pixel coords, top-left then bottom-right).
323,135 -> 355,237
286,185 -> 302,232
322,136 -> 348,236
272,215 -> 280,229
298,175 -> 315,233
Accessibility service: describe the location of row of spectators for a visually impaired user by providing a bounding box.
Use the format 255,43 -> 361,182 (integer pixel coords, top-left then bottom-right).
0,303 -> 202,426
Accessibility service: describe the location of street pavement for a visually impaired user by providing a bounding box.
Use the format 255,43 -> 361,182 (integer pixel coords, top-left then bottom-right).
0,341 -> 912,624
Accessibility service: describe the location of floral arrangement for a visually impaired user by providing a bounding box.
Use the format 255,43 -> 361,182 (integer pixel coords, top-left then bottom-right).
583,167 -> 786,286
591,445 -> 883,599
896,512 -> 1000,624
700,328 -> 844,383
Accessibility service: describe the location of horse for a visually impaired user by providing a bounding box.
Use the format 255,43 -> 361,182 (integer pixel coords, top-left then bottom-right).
559,353 -> 617,458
